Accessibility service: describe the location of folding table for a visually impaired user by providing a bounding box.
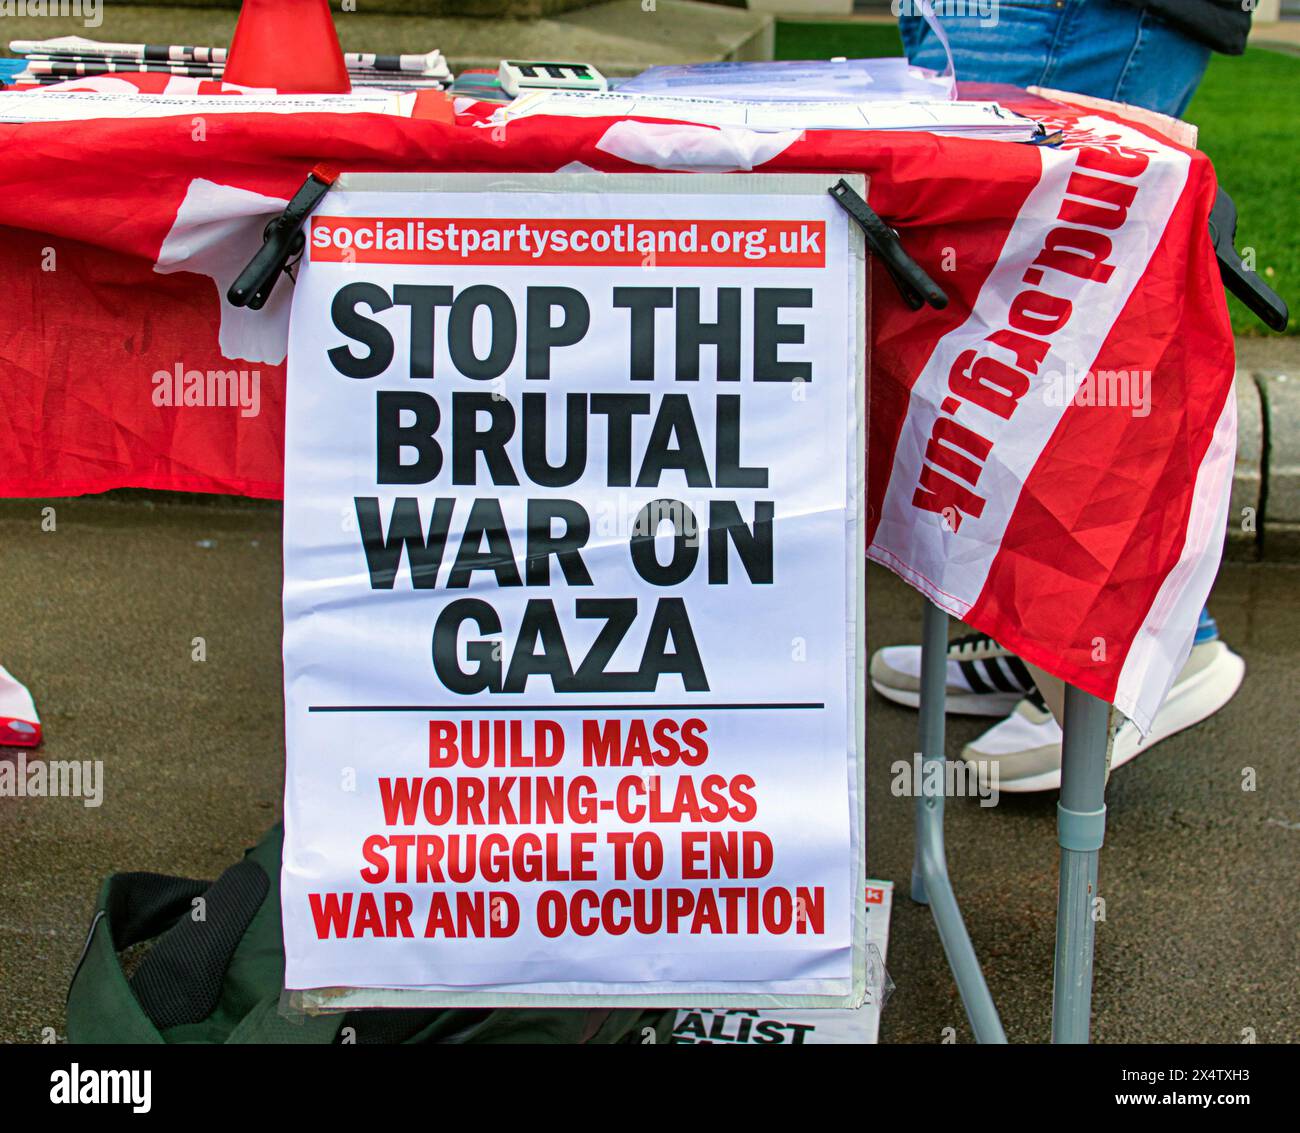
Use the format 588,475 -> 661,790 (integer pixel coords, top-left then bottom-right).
2,81 -> 1285,1044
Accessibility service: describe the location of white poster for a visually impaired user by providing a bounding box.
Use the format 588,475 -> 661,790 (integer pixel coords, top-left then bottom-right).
673,882 -> 894,1043
281,172 -> 866,1006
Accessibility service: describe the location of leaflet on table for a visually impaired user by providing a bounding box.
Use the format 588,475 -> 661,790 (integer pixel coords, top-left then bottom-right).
0,88 -> 416,122
502,91 -> 1042,140
620,58 -> 954,103
620,0 -> 957,105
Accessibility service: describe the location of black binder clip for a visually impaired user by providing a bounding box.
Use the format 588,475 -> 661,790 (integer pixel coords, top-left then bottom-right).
1210,187 -> 1289,333
228,163 -> 338,311
829,178 -> 948,312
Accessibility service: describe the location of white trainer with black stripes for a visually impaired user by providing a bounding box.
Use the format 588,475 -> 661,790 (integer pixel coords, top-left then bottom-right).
961,638 -> 1245,793
869,631 -> 1038,717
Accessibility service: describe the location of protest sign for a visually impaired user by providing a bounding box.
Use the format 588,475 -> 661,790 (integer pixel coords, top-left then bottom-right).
673,882 -> 893,1043
281,172 -> 866,1006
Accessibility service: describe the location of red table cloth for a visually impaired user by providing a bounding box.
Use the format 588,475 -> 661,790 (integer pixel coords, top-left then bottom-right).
0,78 -> 1234,728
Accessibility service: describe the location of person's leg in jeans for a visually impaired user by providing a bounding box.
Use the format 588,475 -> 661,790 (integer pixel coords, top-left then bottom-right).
870,1 -> 1240,791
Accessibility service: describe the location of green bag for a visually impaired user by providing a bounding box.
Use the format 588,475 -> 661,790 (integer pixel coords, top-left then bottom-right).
67,824 -> 672,1044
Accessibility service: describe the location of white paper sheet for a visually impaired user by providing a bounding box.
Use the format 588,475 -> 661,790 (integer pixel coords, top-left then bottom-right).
0,88 -> 413,122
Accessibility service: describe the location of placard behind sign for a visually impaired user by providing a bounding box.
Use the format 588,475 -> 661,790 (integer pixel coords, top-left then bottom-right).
281,172 -> 867,1008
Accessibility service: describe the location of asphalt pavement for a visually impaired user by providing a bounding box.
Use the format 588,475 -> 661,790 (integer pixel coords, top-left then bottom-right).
0,492 -> 1294,1044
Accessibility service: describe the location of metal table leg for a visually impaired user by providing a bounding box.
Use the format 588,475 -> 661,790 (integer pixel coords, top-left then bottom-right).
910,600 -> 1007,1044
1051,684 -> 1110,1044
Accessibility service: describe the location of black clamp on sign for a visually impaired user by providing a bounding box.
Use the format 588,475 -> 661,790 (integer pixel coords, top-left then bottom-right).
1210,187 -> 1288,333
829,178 -> 948,312
228,163 -> 338,311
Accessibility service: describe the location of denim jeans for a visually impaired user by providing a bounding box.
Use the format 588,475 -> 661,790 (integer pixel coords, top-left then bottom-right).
899,0 -> 1212,117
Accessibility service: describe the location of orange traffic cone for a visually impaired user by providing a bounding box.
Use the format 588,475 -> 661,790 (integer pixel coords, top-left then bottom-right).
224,0 -> 351,94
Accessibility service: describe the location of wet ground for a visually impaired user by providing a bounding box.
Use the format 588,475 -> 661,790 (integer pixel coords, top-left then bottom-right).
0,494 -> 1296,1044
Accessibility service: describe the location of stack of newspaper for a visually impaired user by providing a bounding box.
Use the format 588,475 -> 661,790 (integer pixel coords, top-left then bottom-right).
5,35 -> 453,89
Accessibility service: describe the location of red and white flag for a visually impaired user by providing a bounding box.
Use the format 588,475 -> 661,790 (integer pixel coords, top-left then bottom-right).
0,78 -> 1234,729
